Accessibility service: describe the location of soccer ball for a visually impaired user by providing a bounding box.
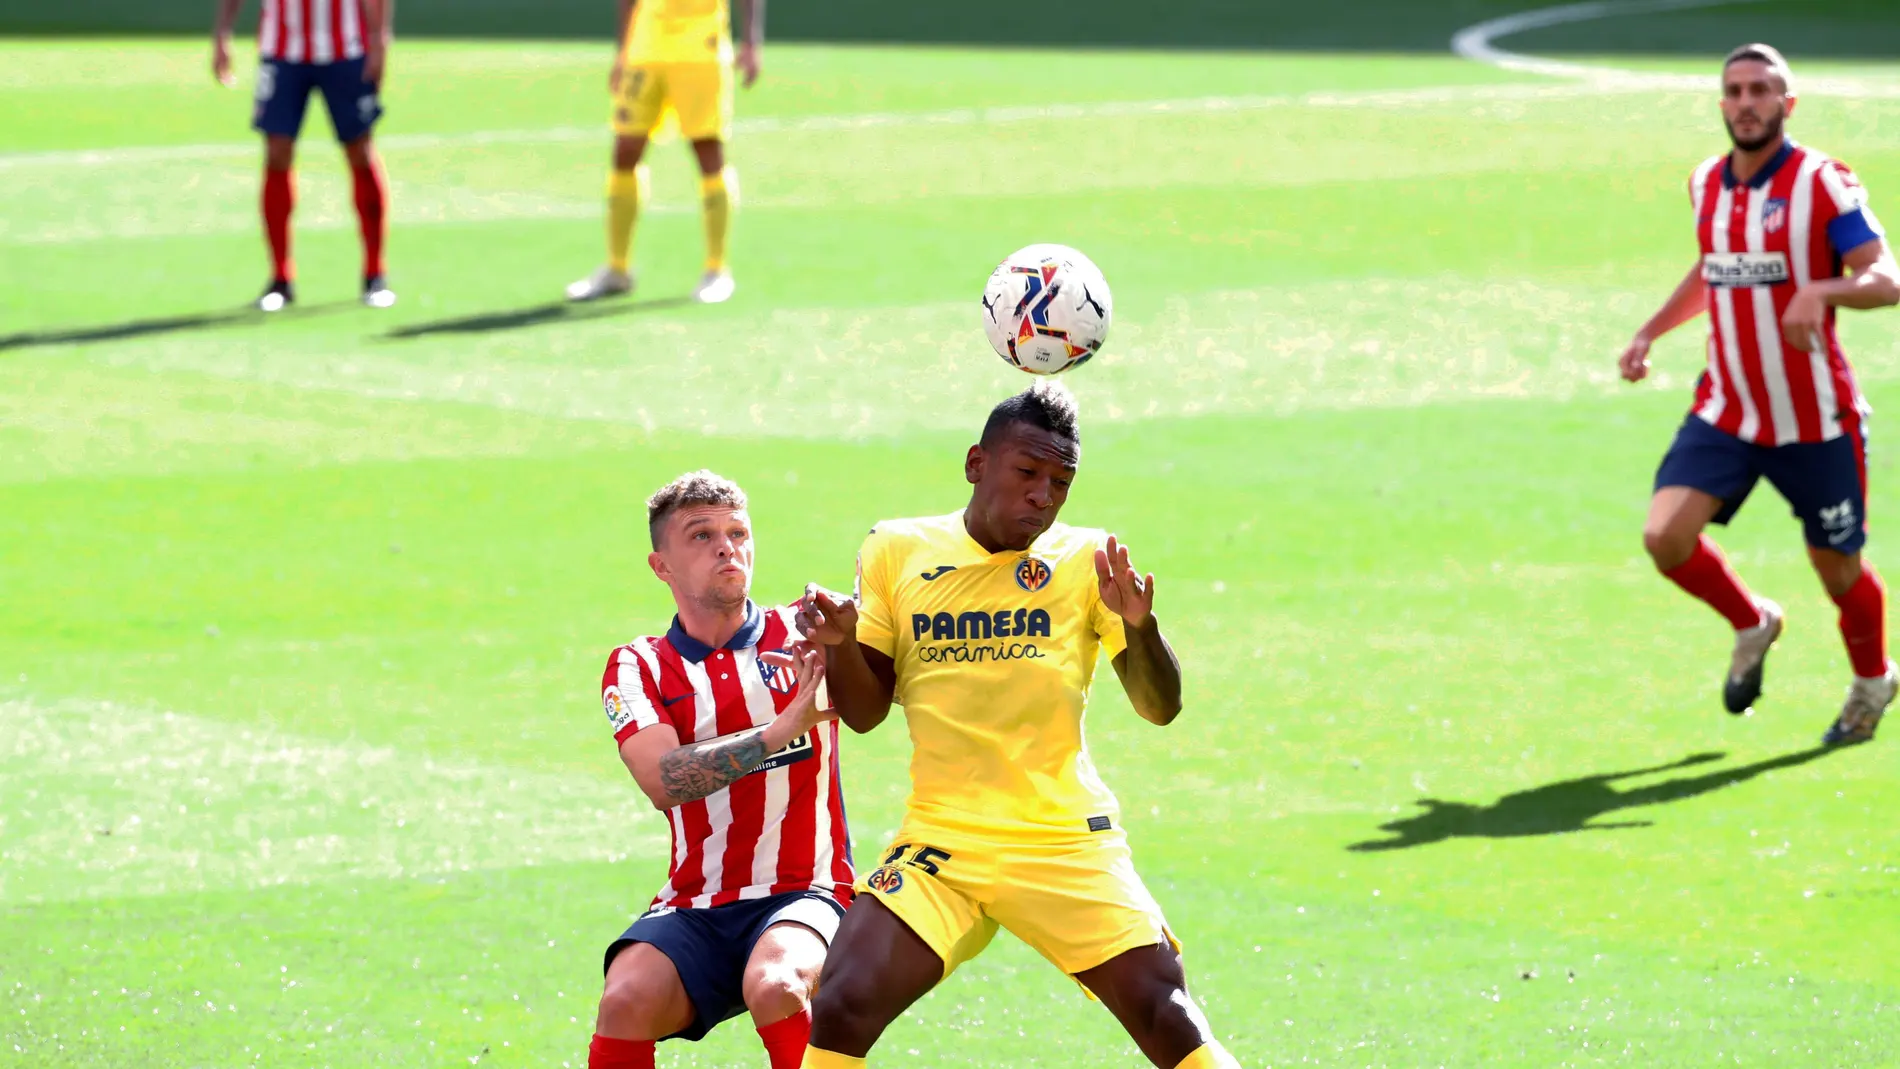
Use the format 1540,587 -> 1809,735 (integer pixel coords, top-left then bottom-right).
980,244 -> 1113,375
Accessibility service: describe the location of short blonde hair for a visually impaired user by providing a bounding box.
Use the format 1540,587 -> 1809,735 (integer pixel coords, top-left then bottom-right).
646,470 -> 747,548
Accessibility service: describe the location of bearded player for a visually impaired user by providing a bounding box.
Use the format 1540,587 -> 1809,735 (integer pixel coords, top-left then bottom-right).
1620,44 -> 1900,743
212,0 -> 394,310
565,0 -> 762,305
589,471 -> 853,1069
791,382 -> 1239,1069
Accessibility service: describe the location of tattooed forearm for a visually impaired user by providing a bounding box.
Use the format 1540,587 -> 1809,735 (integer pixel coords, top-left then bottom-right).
657,728 -> 770,807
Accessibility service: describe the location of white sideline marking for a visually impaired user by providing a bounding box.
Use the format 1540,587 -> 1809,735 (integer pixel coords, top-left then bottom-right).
0,81 -> 1623,172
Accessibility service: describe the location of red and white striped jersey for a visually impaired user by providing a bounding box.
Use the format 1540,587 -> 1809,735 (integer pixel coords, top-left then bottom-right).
1689,140 -> 1886,445
601,602 -> 854,911
258,0 -> 368,64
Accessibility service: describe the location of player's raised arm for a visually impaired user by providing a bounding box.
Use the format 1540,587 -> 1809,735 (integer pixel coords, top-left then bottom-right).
1097,535 -> 1183,726
1621,261 -> 1711,383
617,646 -> 833,810
797,587 -> 896,733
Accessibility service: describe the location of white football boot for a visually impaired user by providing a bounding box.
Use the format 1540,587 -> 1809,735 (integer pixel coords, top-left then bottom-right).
565,266 -> 633,303
692,269 -> 735,304
1723,598 -> 1783,714
1824,660 -> 1898,745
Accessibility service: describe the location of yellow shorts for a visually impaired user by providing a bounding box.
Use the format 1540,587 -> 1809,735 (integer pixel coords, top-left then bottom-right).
612,61 -> 732,142
856,824 -> 1177,990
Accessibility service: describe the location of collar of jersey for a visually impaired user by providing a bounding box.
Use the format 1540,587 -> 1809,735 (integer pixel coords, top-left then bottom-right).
1723,138 -> 1795,191
666,599 -> 766,663
955,511 -> 1049,561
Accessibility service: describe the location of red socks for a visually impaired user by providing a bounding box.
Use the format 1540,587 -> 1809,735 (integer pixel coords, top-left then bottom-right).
351,160 -> 388,279
1663,536 -> 1764,631
587,1034 -> 653,1069
756,1008 -> 812,1069
262,168 -> 295,283
588,1010 -> 805,1068
1833,563 -> 1889,678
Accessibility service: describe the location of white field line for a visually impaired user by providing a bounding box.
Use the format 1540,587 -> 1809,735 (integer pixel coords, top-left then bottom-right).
1451,0 -> 1900,97
0,80 -> 1630,173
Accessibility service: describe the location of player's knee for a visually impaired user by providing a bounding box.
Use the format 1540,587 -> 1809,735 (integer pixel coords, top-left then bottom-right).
1642,524 -> 1695,570
264,137 -> 296,172
809,965 -> 882,1031
596,971 -> 679,1040
742,960 -> 814,1020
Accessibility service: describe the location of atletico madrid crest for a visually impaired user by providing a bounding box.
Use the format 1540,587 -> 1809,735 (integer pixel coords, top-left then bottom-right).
1762,197 -> 1789,235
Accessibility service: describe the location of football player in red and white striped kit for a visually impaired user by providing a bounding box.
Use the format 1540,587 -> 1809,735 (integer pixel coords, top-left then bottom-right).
212,0 -> 394,310
589,470 -> 852,1069
1621,44 -> 1900,744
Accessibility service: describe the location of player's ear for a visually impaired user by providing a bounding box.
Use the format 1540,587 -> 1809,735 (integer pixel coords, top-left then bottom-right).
1785,93 -> 1798,117
648,550 -> 670,583
965,443 -> 985,486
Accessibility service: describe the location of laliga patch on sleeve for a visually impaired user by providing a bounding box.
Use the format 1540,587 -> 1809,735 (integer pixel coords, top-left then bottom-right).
603,686 -> 634,732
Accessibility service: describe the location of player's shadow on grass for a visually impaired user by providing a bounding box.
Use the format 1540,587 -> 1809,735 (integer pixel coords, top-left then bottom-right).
0,303 -> 351,352
384,297 -> 693,339
1347,745 -> 1848,852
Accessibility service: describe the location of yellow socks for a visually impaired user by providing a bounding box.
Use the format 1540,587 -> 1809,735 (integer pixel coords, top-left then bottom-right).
799,1047 -> 866,1069
605,164 -> 649,274
700,166 -> 735,272
1174,1041 -> 1242,1069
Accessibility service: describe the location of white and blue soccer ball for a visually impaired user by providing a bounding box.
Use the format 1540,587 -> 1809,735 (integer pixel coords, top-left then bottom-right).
980,243 -> 1113,375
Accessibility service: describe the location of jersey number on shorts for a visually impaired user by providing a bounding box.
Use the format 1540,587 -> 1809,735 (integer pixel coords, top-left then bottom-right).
881,843 -> 953,876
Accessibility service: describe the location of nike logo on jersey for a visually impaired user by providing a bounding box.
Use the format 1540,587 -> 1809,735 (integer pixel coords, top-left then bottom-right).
920,565 -> 957,581
660,693 -> 693,707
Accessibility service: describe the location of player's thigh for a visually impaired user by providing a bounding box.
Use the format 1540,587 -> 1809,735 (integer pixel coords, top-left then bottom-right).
987,834 -> 1173,980
612,64 -> 670,139
1762,433 -> 1868,557
1073,942 -> 1215,1068
598,941 -> 695,1039
740,893 -> 843,1014
808,895 -> 953,1054
252,60 -> 315,141
1650,418 -> 1759,547
741,920 -> 827,1018
668,61 -> 732,145
315,56 -> 383,145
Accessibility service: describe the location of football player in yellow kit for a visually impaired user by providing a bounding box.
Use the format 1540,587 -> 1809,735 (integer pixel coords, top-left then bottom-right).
566,0 -> 761,305
793,380 -> 1240,1069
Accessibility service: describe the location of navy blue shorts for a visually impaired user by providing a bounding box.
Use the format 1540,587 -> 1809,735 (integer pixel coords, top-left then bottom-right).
1655,415 -> 1870,553
252,57 -> 382,143
602,891 -> 844,1042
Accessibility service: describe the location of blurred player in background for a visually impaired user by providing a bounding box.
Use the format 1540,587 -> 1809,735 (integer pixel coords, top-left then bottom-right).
566,0 -> 762,306
590,471 -> 853,1069
212,0 -> 395,310
1620,44 -> 1900,743
792,382 -> 1239,1069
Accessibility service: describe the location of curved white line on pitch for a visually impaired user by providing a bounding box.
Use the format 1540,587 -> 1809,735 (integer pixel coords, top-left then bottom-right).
1453,0 -> 1767,84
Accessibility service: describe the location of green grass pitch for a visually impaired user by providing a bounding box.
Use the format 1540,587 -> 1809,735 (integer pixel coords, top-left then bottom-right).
4,2 -> 1900,1065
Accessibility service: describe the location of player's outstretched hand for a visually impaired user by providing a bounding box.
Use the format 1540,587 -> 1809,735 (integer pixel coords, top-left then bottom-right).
759,643 -> 836,729
737,42 -> 761,88
795,585 -> 859,646
212,36 -> 235,88
1094,535 -> 1156,629
1618,335 -> 1652,382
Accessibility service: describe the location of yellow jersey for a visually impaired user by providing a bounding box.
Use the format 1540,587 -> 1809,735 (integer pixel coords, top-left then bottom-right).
623,0 -> 732,65
854,513 -> 1129,841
